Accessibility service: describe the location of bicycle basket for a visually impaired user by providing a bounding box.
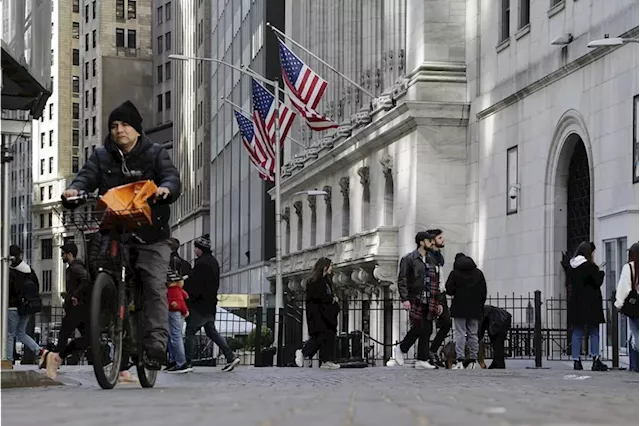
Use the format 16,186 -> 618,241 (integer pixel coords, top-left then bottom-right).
98,180 -> 157,230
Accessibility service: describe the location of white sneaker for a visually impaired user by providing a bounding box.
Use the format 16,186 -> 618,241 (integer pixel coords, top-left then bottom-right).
452,361 -> 465,370
415,360 -> 437,370
295,349 -> 304,367
466,361 -> 477,370
393,345 -> 405,366
320,361 -> 341,370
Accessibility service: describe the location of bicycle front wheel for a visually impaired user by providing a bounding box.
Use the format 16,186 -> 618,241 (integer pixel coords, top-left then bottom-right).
90,272 -> 123,389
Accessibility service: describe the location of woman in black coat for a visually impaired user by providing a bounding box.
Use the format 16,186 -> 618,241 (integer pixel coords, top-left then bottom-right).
567,241 -> 607,371
295,257 -> 341,369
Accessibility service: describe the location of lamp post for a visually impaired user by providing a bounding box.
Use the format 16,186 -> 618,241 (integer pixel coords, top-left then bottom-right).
169,54 -> 286,327
587,37 -> 639,48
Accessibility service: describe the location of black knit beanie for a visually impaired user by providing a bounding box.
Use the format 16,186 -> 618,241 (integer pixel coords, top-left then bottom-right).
108,100 -> 143,135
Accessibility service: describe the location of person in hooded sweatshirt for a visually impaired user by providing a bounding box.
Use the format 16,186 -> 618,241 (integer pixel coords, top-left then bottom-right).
6,245 -> 45,363
445,253 -> 487,369
567,241 -> 608,371
62,100 -> 181,372
615,241 -> 639,372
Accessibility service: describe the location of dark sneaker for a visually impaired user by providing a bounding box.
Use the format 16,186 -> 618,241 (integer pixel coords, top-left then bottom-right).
574,360 -> 583,370
222,357 -> 240,372
166,364 -> 190,374
591,357 -> 608,372
430,356 -> 445,369
164,361 -> 177,371
144,343 -> 166,370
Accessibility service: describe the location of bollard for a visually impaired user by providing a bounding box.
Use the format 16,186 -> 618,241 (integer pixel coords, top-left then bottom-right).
254,306 -> 263,367
611,291 -> 620,369
534,290 -> 543,368
276,308 -> 284,367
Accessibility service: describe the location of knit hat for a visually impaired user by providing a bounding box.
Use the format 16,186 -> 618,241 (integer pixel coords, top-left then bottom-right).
194,234 -> 211,252
9,245 -> 22,258
108,100 -> 143,135
61,242 -> 78,257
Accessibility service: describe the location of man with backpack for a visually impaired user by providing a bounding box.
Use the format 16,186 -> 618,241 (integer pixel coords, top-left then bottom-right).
6,245 -> 45,363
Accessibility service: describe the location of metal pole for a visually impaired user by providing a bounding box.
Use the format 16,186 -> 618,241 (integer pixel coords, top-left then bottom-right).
266,23 -> 376,99
274,79 -> 284,335
534,290 -> 542,368
1,140 -> 12,364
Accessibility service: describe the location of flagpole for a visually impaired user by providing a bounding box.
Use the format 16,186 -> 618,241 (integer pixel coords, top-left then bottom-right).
266,23 -> 376,99
273,79 -> 284,338
221,97 -> 307,149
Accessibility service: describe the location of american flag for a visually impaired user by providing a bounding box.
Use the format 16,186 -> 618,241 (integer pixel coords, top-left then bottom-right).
251,78 -> 296,156
233,110 -> 273,182
278,40 -> 337,131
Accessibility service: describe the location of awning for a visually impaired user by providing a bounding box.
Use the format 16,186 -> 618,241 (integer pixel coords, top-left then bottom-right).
1,45 -> 51,118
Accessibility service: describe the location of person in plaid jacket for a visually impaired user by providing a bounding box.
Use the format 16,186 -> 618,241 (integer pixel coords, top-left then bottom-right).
387,231 -> 443,369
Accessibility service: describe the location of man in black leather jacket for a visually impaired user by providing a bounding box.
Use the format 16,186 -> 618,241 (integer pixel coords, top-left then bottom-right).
61,100 -> 181,370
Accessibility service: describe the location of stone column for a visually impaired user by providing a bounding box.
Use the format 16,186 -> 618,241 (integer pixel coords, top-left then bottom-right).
404,0 -> 467,102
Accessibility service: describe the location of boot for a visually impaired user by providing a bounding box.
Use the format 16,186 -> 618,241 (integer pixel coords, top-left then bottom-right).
573,359 -> 583,370
591,356 -> 608,371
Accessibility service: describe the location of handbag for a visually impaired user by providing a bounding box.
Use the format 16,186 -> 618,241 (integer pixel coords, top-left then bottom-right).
620,263 -> 639,319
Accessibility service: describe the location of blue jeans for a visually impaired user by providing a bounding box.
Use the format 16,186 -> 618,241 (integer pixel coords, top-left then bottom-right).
6,309 -> 42,361
168,311 -> 186,366
628,317 -> 639,372
629,318 -> 640,352
571,325 -> 600,360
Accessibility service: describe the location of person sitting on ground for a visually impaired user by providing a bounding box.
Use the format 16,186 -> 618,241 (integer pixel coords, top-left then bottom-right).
478,305 -> 512,369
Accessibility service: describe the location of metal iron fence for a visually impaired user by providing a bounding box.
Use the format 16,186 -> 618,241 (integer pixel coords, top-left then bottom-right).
274,290 -> 632,368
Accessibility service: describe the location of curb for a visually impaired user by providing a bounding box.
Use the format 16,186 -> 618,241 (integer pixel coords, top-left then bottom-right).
1,369 -> 64,389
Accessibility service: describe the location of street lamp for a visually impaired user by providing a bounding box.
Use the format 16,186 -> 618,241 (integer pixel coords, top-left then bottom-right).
169,53 -> 286,329
587,37 -> 639,48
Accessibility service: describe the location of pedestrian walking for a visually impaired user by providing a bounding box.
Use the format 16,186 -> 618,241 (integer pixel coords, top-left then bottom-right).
478,305 -> 511,369
445,253 -> 487,369
295,257 -> 341,369
184,234 -> 240,372
165,238 -> 192,373
40,242 -> 91,379
6,245 -> 46,364
567,241 -> 608,371
426,229 -> 451,367
615,241 -> 639,373
388,231 -> 443,369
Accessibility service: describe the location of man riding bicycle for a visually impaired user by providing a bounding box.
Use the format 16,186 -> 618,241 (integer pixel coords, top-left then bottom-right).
62,100 -> 181,370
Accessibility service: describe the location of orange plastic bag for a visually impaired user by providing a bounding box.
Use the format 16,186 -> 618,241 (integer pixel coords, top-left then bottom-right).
97,180 -> 158,229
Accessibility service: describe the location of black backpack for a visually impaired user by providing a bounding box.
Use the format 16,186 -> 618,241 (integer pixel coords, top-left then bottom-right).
620,263 -> 639,319
18,272 -> 43,316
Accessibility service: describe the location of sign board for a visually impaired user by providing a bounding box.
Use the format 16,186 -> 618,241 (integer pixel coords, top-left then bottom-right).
217,294 -> 261,308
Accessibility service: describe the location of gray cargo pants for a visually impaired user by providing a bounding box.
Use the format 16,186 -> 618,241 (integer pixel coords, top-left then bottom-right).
133,241 -> 171,352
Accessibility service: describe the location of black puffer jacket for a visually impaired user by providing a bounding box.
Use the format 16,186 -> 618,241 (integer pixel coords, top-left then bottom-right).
184,253 -> 220,316
67,135 -> 181,243
64,259 -> 91,308
445,255 -> 487,319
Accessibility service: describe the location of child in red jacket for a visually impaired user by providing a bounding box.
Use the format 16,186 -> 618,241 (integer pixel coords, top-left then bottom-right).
167,280 -> 190,373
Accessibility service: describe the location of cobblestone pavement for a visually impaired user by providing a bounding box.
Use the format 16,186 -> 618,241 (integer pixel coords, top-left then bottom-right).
2,365 -> 638,426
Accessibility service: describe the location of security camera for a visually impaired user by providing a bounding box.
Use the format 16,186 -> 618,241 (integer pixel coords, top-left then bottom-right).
508,184 -> 521,200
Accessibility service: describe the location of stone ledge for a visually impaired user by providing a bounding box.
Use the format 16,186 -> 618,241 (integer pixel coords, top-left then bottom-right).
1,369 -> 64,389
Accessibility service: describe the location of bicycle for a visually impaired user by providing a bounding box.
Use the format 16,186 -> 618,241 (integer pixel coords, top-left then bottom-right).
61,180 -> 160,389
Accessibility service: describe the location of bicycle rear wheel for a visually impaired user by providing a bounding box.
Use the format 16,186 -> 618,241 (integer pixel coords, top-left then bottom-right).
90,272 -> 123,389
134,288 -> 157,388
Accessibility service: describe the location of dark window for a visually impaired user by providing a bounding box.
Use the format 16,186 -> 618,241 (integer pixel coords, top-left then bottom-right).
42,270 -> 52,292
40,159 -> 45,175
92,117 -> 97,135
40,133 -> 45,148
41,239 -> 53,260
92,87 -> 96,106
165,91 -> 171,109
165,62 -> 171,80
127,30 -> 137,48
73,22 -> 79,39
84,62 -> 89,79
49,130 -> 54,146
634,95 -> 639,183
73,103 -> 79,119
116,28 -> 125,47
128,0 -> 136,19
157,6 -> 163,24
92,59 -> 96,76
49,104 -> 53,119
116,0 -> 125,19
165,32 -> 171,50
72,157 -> 79,173
73,0 -> 79,13
85,90 -> 89,108
165,2 -> 171,20
49,157 -> 53,173
92,30 -> 96,48
85,33 -> 89,51
48,213 -> 53,228
519,0 -> 530,29
85,119 -> 89,136
51,49 -> 54,65
73,49 -> 79,65
73,130 -> 79,146
500,0 -> 510,43
157,36 -> 163,53
40,187 -> 44,200
157,65 -> 163,83
85,4 -> 89,22
40,214 -> 45,228
73,76 -> 79,92
92,0 -> 96,19
84,146 -> 89,163
157,94 -> 163,112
